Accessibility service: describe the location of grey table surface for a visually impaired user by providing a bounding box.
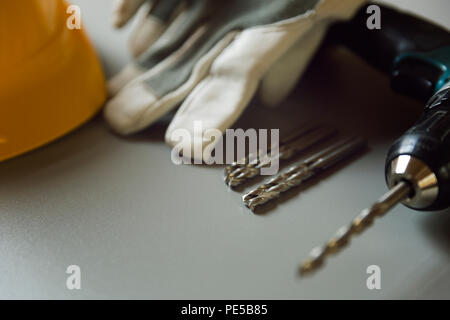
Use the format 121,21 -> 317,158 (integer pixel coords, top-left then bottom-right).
1,0 -> 449,299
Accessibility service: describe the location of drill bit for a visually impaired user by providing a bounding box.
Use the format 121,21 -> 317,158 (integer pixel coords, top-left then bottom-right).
224,124 -> 325,185
300,181 -> 411,275
225,125 -> 338,188
243,137 -> 366,210
224,124 -> 320,176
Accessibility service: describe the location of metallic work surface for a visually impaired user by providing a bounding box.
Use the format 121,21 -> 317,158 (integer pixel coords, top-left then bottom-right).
0,0 -> 449,299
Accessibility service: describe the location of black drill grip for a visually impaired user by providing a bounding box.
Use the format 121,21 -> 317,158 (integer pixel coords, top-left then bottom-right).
327,3 -> 450,101
328,3 -> 450,72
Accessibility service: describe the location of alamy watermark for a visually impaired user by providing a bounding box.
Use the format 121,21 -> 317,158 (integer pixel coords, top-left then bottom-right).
66,5 -> 81,30
170,121 -> 280,176
65,4 -> 381,31
66,265 -> 81,290
366,4 -> 381,30
366,265 -> 381,290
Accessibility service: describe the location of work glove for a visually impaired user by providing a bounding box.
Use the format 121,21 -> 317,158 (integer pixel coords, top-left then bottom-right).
106,0 -> 366,160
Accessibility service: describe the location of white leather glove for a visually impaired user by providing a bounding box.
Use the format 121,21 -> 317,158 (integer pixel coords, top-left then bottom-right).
106,0 -> 366,160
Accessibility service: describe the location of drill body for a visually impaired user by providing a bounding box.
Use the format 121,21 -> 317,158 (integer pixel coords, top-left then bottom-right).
327,3 -> 450,211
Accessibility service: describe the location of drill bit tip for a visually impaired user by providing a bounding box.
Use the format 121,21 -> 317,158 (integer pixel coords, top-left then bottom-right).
300,246 -> 326,275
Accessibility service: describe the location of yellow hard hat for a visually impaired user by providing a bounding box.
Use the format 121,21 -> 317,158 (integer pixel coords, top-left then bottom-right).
0,0 -> 106,162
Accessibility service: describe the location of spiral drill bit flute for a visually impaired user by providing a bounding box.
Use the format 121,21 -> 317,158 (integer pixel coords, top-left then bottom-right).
244,137 -> 367,210
300,181 -> 411,274
225,125 -> 338,188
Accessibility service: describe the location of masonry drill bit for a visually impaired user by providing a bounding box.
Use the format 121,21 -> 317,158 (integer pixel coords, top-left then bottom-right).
243,137 -> 366,210
300,181 -> 411,275
225,126 -> 338,188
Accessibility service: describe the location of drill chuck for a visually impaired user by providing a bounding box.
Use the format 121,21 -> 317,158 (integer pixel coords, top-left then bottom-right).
386,155 -> 438,209
385,83 -> 450,211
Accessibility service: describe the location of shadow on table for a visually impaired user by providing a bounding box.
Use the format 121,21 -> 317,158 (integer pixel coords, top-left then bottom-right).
422,209 -> 450,256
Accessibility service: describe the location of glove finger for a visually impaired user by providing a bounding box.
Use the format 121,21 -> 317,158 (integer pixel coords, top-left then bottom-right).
135,0 -> 210,69
149,0 -> 185,24
108,1 -> 211,96
258,20 -> 330,107
164,18 -> 318,160
107,13 -> 209,98
104,31 -> 237,135
128,1 -> 165,57
112,0 -> 147,28
107,63 -> 145,97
